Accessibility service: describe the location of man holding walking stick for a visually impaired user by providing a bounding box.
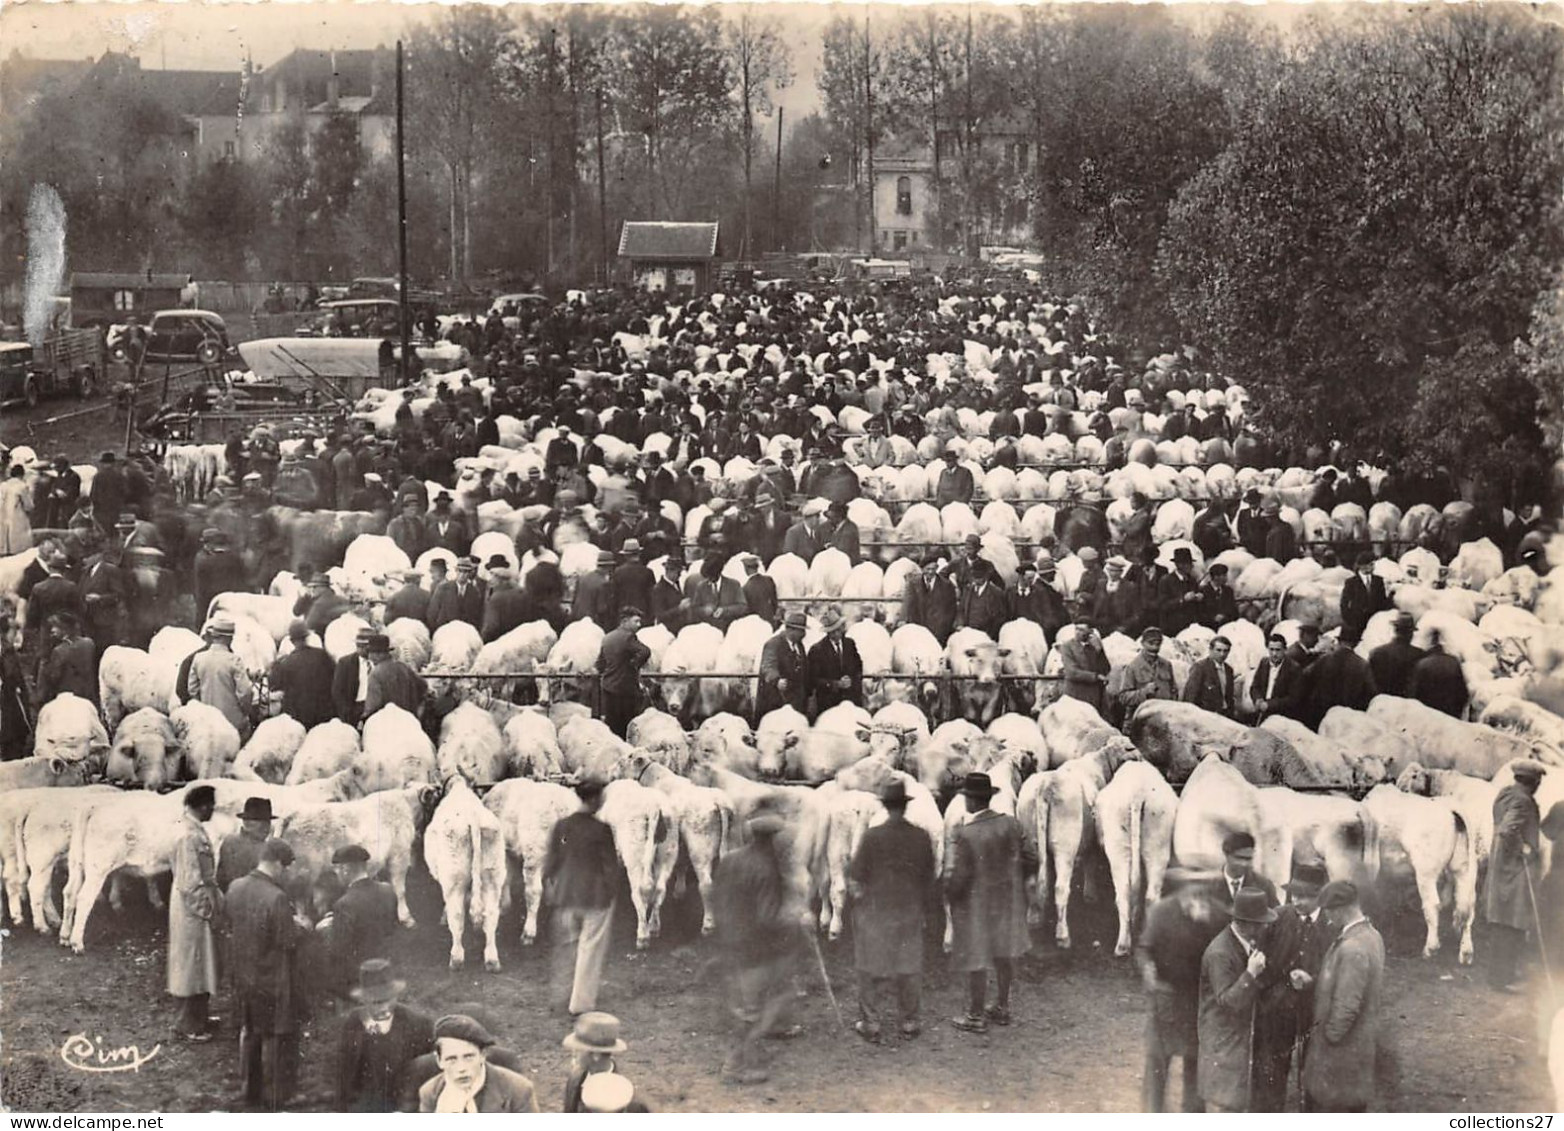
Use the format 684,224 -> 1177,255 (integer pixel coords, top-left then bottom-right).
1487,763 -> 1546,993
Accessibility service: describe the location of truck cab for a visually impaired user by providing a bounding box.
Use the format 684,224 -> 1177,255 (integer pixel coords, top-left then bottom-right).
0,330 -> 104,407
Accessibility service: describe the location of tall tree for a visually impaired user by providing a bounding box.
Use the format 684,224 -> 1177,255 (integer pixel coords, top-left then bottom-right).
724,4 -> 793,257
818,12 -> 888,251
407,5 -> 516,283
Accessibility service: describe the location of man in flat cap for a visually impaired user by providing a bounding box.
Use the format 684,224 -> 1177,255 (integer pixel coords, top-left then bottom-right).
363,632 -> 427,718
227,838 -> 311,1110
188,616 -> 254,741
782,499 -> 827,564
169,784 -> 222,1042
419,1014 -> 540,1112
1302,881 -> 1385,1112
1112,627 -> 1177,729
1486,763 -> 1545,991
1197,888 -> 1275,1112
323,845 -> 399,999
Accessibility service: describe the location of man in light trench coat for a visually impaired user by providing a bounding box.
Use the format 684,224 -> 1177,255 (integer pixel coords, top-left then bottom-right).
169,784 -> 223,1041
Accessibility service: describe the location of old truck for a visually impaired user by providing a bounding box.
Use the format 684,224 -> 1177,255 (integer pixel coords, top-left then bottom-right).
0,328 -> 107,408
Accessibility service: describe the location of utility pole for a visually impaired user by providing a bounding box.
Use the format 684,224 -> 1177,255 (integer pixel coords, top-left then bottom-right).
396,40 -> 410,387
595,87 -> 609,284
865,13 -> 876,257
772,106 -> 784,252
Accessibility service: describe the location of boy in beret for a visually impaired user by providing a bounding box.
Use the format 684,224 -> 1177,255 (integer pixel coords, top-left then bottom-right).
419,1015 -> 539,1112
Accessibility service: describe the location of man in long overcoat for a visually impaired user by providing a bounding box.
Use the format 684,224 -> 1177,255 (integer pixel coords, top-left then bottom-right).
1485,763 -> 1544,990
1137,868 -> 1223,1113
169,784 -> 222,1042
227,838 -> 310,1110
1196,889 -> 1274,1111
848,781 -> 935,1044
1302,882 -> 1386,1112
946,772 -> 1036,1033
756,613 -> 810,717
1252,863 -> 1333,1112
1058,612 -> 1111,714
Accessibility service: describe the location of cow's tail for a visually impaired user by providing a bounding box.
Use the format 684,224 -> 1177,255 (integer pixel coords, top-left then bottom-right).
1033,782 -> 1052,909
716,799 -> 735,858
467,809 -> 486,920
1358,803 -> 1382,887
1453,808 -> 1478,904
1128,789 -> 1144,911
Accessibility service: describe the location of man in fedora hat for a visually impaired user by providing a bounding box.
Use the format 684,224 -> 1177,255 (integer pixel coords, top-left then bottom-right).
331,625 -> 378,727
1486,762 -> 1545,991
1252,862 -> 1333,1112
1302,881 -> 1385,1112
1197,888 -> 1276,1112
1367,611 -> 1424,698
544,776 -> 620,1017
336,959 -> 435,1112
848,780 -> 936,1045
363,632 -> 427,718
429,554 -> 486,630
946,772 -> 1035,1033
419,1014 -> 540,1112
226,838 -> 311,1111
218,797 -> 276,892
757,611 -> 810,717
573,550 -> 621,628
322,845 -> 398,999
713,812 -> 806,1084
1263,497 -> 1298,563
1158,546 -> 1203,636
1137,867 -> 1224,1112
610,539 -> 654,621
561,1012 -> 639,1113
188,616 -> 255,741
902,555 -> 958,645
808,605 -> 862,717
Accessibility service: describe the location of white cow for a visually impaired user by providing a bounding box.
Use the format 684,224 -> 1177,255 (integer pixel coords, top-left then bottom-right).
1362,783 -> 1479,962
600,780 -> 680,950
629,756 -> 736,935
483,778 -> 579,945
1094,760 -> 1178,956
425,778 -> 507,971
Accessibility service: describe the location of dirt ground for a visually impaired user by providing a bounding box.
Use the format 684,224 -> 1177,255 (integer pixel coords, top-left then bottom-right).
0,855 -> 1554,1114
0,372 -> 136,464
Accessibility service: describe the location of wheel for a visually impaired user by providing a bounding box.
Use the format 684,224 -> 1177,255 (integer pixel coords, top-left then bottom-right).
75,366 -> 96,399
22,377 -> 37,407
196,340 -> 221,366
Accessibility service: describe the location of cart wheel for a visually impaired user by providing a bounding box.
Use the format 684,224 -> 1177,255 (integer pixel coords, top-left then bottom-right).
197,340 -> 221,366
22,376 -> 38,407
76,367 -> 96,399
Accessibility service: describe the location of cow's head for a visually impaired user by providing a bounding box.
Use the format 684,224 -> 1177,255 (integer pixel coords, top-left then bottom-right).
755,730 -> 795,780
661,675 -> 694,720
1392,761 -> 1430,796
1351,754 -> 1389,792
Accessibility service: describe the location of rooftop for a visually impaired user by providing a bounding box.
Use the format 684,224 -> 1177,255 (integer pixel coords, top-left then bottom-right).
618,222 -> 720,262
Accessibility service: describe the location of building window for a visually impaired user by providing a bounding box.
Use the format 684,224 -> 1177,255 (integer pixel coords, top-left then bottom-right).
113,290 -> 135,312
896,176 -> 912,216
224,140 -> 237,160
893,230 -> 908,251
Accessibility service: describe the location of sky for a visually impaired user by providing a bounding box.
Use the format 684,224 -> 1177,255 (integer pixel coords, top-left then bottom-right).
0,0 -> 835,124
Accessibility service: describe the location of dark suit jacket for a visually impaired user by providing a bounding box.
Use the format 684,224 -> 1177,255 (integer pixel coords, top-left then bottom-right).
1183,657 -> 1236,717
1198,926 -> 1263,1110
1339,574 -> 1388,636
270,645 -> 336,728
364,659 -> 427,718
848,816 -> 935,977
1297,647 -> 1377,730
418,1063 -> 539,1112
903,574 -> 958,643
332,653 -> 372,725
1250,656 -> 1303,719
480,587 -> 530,643
1368,640 -> 1425,699
808,635 -> 863,715
1410,650 -> 1469,718
338,1004 -> 435,1112
330,878 -> 399,991
427,579 -> 486,630
757,633 -> 810,717
743,574 -> 779,624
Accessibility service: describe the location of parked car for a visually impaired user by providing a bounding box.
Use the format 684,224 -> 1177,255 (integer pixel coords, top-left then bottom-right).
0,330 -> 106,408
139,309 -> 233,365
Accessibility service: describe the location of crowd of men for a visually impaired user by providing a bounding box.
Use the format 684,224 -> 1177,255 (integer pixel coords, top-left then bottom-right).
1,277 -> 1559,1112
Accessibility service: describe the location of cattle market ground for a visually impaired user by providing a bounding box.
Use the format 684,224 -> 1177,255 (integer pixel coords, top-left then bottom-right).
0,859 -> 1554,1114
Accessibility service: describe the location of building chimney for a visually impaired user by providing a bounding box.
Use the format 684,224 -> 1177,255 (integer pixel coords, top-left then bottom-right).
327,48 -> 339,109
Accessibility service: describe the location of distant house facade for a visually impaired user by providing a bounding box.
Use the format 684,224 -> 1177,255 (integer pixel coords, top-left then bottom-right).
872,155 -> 936,255
70,272 -> 195,329
618,222 -> 720,294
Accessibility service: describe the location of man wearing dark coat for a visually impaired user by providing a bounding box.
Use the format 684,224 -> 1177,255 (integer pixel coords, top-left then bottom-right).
956,560 -> 1011,638
1183,637 -> 1237,718
1251,634 -> 1304,721
1485,764 -> 1544,991
1197,564 -> 1240,629
1295,632 -> 1378,730
1157,548 -> 1204,636
808,607 -> 862,716
324,845 -> 399,997
1339,555 -> 1389,641
741,557 -> 779,624
479,568 -> 529,643
1058,612 -> 1111,714
1197,889 -> 1274,1112
363,635 -> 427,717
1009,559 -> 1069,646
269,620 -> 336,728
217,798 -> 275,892
1367,612 -> 1425,697
1262,500 -> 1297,562
1302,882 -> 1386,1112
1252,864 -> 1334,1112
1409,633 -> 1470,718
946,773 -> 1036,1033
610,542 -> 654,624
427,558 -> 486,630
848,781 -> 935,1044
337,960 -> 434,1113
331,627 -> 376,727
1138,869 -> 1223,1113
37,614 -> 97,704
193,529 -> 249,620
901,559 -> 958,644
226,838 -> 309,1111
757,614 -> 810,717
597,608 -> 650,738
